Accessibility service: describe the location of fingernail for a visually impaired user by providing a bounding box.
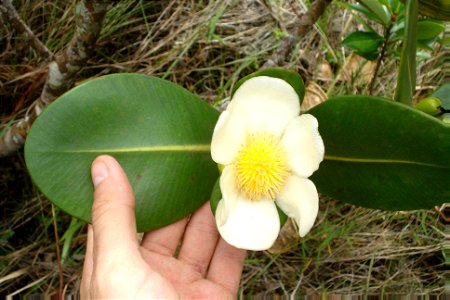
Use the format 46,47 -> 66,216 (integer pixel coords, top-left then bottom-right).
92,160 -> 109,187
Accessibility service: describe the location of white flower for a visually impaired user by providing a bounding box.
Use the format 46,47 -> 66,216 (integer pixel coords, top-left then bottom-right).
211,76 -> 325,251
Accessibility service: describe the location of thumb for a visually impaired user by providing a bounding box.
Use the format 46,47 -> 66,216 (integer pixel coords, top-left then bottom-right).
91,155 -> 139,260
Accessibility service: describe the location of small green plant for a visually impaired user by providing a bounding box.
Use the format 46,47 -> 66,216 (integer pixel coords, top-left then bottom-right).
339,0 -> 445,95
341,0 -> 444,60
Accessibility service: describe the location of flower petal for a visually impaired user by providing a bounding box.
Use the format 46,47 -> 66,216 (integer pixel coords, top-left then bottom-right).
211,109 -> 247,165
216,165 -> 240,227
232,76 -> 300,137
276,176 -> 319,237
282,114 -> 324,178
216,196 -> 280,251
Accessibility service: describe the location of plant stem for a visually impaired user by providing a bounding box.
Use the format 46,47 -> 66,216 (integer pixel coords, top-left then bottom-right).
51,205 -> 63,299
368,23 -> 393,94
394,0 -> 418,105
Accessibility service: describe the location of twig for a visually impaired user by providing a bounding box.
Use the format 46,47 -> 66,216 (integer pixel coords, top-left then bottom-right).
0,0 -> 53,60
0,0 -> 108,157
368,24 -> 393,94
263,0 -> 333,68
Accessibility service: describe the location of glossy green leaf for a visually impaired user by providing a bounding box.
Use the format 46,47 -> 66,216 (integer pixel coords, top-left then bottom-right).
25,74 -> 220,232
391,19 -> 445,41
357,0 -> 391,25
395,0 -> 418,105
342,31 -> 384,60
432,83 -> 450,109
308,96 -> 450,210
416,19 -> 445,40
231,68 -> 305,103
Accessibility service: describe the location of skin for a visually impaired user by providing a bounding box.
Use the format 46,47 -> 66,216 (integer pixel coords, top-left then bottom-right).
80,155 -> 247,299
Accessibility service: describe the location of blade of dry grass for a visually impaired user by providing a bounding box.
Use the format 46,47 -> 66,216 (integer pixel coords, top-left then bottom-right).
0,268 -> 28,285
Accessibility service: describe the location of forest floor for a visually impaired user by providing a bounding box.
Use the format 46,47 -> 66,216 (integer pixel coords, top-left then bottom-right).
0,0 -> 447,297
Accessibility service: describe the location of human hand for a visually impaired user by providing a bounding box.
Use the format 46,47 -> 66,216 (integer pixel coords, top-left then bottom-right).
80,155 -> 246,299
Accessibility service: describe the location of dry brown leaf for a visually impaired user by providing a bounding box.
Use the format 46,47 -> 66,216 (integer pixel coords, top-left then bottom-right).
268,218 -> 300,254
301,81 -> 327,111
315,61 -> 333,82
341,55 -> 376,85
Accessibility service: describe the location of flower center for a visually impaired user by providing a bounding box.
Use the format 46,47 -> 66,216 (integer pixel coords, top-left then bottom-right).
235,133 -> 290,200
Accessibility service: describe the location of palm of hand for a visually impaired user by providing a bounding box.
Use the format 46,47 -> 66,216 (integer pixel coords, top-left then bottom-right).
135,248 -> 238,299
81,156 -> 245,299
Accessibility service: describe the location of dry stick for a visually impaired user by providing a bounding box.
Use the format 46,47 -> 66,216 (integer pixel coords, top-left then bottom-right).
0,0 -> 53,60
0,0 -> 108,157
263,0 -> 333,68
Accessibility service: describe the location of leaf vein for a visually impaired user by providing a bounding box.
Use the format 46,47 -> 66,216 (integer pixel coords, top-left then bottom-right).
325,155 -> 449,169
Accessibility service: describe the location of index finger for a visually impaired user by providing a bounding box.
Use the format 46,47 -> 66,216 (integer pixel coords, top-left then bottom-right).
207,238 -> 246,293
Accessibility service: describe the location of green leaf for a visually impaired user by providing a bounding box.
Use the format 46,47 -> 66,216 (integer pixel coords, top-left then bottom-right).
387,0 -> 402,14
341,2 -> 383,23
391,19 -> 445,41
417,38 -> 437,51
395,0 -> 418,105
342,31 -> 384,60
210,177 -> 221,215
231,68 -> 305,103
308,96 -> 450,210
337,2 -> 377,32
416,19 -> 445,40
432,83 -> 450,109
25,74 -> 220,232
357,0 -> 392,25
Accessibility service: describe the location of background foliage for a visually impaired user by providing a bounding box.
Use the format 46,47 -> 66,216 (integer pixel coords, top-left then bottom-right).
0,0 -> 447,297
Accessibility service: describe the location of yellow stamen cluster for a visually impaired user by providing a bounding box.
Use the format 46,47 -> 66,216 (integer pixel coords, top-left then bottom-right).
235,133 -> 290,200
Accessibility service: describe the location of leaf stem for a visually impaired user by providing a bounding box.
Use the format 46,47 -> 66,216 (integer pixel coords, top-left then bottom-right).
368,23 -> 393,94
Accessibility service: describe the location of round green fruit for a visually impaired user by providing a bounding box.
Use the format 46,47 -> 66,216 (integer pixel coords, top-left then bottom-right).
415,96 -> 442,116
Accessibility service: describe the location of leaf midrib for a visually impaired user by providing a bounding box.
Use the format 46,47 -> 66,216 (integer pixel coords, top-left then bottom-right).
31,146 -> 450,168
325,155 -> 449,169
32,144 -> 211,153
